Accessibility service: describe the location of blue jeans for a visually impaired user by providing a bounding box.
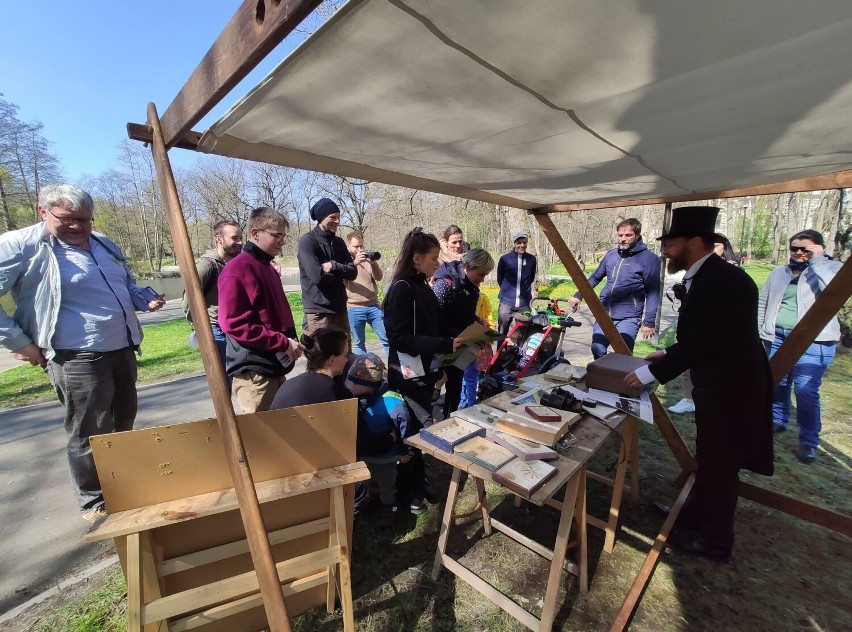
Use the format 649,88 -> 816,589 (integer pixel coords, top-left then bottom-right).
211,322 -> 232,391
591,317 -> 641,359
459,360 -> 479,409
764,327 -> 836,448
347,305 -> 389,355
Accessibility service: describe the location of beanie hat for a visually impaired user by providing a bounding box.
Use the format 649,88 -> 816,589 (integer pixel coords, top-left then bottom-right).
347,352 -> 385,387
310,198 -> 340,224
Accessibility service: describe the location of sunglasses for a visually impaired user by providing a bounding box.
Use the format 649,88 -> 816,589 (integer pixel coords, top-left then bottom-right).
789,246 -> 810,253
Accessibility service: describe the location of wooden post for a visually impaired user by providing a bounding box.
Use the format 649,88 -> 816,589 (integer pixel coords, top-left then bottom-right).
768,256 -> 852,386
146,102 -> 292,631
532,212 -> 696,472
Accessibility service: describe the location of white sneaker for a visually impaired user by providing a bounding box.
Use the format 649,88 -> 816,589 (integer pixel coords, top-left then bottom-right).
668,398 -> 695,414
81,506 -> 108,524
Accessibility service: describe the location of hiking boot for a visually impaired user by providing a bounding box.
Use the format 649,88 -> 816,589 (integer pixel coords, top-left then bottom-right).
377,504 -> 398,528
81,505 -> 107,524
409,498 -> 426,515
668,398 -> 695,414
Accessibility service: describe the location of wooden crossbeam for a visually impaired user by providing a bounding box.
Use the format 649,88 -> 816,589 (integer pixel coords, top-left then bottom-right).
532,212 -> 697,472
126,122 -> 201,151
533,169 -> 852,213
158,0 -> 323,148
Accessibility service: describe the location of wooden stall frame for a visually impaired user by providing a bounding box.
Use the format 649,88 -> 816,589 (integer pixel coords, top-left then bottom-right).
126,1 -> 852,629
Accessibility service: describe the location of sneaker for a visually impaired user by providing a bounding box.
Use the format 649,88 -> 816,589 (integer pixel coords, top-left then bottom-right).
797,445 -> 816,464
409,498 -> 426,515
377,504 -> 398,528
81,506 -> 107,524
668,399 -> 695,414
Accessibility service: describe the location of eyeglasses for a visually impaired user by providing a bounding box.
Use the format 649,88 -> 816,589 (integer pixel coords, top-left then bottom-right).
261,229 -> 286,241
46,208 -> 94,225
789,246 -> 809,253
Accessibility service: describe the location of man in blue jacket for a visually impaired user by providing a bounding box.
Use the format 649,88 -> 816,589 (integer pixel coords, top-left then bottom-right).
569,218 -> 661,358
496,231 -> 537,334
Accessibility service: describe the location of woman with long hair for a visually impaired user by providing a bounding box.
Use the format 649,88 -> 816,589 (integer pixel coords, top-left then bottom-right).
269,328 -> 351,409
383,228 -> 459,514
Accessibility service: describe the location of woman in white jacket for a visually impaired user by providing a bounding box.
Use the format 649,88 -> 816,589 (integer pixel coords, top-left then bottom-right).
757,229 -> 842,464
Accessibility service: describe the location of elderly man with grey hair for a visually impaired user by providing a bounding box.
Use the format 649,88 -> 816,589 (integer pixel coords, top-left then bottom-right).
433,247 -> 495,418
0,183 -> 165,522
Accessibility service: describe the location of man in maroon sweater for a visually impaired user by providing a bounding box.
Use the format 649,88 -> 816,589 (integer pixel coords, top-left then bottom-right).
218,207 -> 302,412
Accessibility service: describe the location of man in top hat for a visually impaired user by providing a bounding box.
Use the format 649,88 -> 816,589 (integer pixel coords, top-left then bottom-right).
298,198 -> 366,339
624,205 -> 774,561
568,218 -> 661,358
496,230 -> 537,334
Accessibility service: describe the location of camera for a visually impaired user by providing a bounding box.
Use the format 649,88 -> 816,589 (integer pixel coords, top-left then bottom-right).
539,386 -> 578,411
364,251 -> 381,261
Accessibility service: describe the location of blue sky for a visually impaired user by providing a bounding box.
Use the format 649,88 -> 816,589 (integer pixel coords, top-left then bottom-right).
1,1 -> 317,183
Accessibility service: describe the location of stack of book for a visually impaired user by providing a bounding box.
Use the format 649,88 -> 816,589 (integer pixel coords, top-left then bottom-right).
492,459 -> 558,499
419,418 -> 485,453
495,408 -> 580,446
454,436 -> 515,472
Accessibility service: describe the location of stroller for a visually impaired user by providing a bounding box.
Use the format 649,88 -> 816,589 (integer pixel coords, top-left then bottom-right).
479,297 -> 582,399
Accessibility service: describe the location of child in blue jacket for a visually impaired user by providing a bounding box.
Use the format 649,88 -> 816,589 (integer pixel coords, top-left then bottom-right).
345,353 -> 411,527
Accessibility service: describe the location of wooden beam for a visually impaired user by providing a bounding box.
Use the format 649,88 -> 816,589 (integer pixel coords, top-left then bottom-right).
145,101 -> 292,632
532,213 -> 697,472
158,0 -> 323,148
126,122 -> 201,151
610,474 -> 695,632
769,257 -> 852,385
739,481 -> 852,538
532,169 -> 852,213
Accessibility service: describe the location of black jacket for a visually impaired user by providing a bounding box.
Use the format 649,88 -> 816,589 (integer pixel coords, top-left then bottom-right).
297,225 -> 357,314
433,260 -> 480,337
650,254 -> 773,475
384,272 -> 454,388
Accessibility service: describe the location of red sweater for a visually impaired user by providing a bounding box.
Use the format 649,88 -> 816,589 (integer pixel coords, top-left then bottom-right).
217,245 -> 295,352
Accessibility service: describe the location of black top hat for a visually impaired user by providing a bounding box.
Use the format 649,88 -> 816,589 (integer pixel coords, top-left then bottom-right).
658,206 -> 720,240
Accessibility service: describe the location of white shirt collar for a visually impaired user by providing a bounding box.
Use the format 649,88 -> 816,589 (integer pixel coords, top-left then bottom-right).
683,252 -> 714,289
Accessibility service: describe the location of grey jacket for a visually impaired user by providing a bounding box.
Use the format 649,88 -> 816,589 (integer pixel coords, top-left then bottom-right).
757,256 -> 842,343
0,223 -> 149,359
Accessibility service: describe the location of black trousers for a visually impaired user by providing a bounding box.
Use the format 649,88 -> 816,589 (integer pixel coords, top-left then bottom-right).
442,365 -> 464,419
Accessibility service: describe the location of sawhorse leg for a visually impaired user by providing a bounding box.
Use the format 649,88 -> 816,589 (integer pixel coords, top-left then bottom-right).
432,467 -> 463,581
603,416 -> 639,553
540,473 -> 583,630
328,486 -> 355,632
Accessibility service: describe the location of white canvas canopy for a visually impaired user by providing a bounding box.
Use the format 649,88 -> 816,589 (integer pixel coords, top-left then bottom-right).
198,0 -> 852,209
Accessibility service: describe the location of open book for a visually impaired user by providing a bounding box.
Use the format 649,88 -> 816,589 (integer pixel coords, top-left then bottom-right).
440,322 -> 504,369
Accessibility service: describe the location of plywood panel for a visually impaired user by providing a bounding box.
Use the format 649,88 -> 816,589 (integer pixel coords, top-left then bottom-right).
92,400 -> 357,512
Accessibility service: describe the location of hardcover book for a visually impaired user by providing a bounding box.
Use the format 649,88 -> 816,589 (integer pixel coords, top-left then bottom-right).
492,459 -> 558,499
495,409 -> 580,446
491,432 -> 558,461
419,418 -> 485,453
454,436 -> 515,471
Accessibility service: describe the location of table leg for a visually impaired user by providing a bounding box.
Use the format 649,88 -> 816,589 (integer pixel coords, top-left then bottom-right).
332,486 -> 355,632
575,469 -> 588,596
604,420 -> 633,553
540,473 -> 581,630
432,467 -> 463,581
627,416 -> 640,504
474,477 -> 492,536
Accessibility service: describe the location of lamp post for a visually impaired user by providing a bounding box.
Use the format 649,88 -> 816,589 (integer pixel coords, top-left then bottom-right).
739,199 -> 750,265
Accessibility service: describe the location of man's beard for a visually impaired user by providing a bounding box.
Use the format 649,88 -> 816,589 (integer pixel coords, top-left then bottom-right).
223,244 -> 242,257
666,254 -> 687,274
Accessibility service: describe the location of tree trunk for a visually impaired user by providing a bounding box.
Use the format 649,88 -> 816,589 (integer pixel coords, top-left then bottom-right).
771,197 -> 783,265
746,196 -> 756,261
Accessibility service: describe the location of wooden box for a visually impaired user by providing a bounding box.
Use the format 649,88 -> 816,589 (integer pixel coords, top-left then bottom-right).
585,354 -> 650,397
